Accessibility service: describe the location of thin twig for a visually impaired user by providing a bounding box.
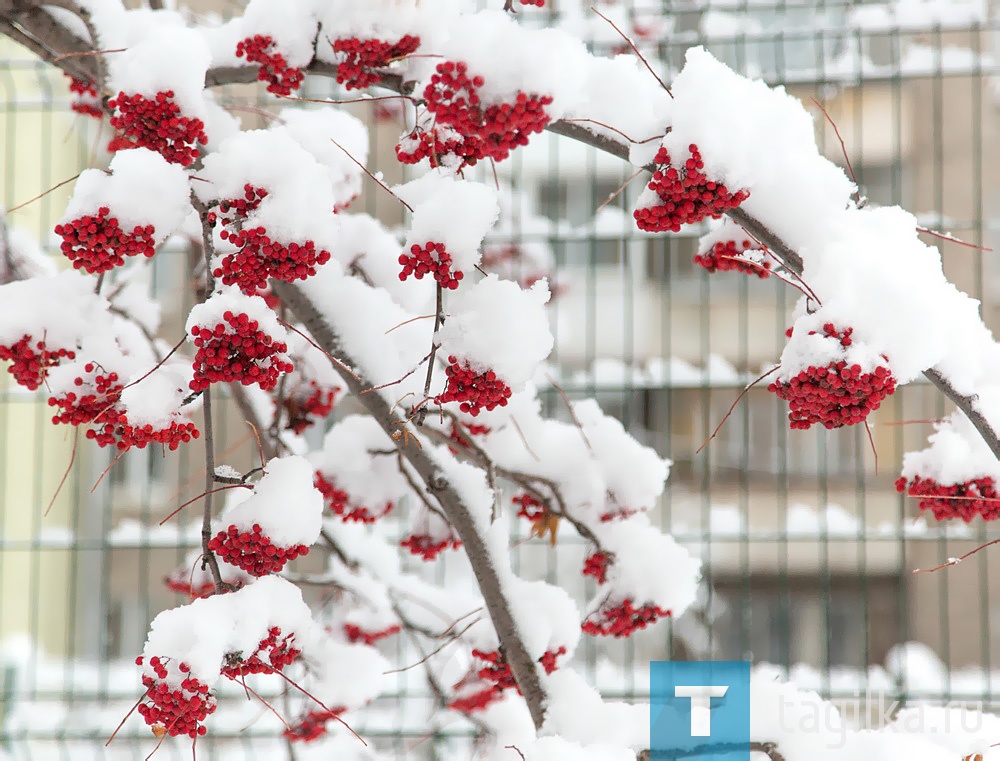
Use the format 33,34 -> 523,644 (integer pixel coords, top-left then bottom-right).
810,97 -> 858,200
416,284 -> 444,425
385,313 -> 438,334
562,117 -> 659,145
590,6 -> 672,96
329,137 -> 413,212
382,617 -> 481,674
912,538 -> 1000,574
917,226 -> 992,251
697,366 -> 781,454
277,317 -> 361,379
200,388 -> 227,594
863,419 -> 878,475
6,173 -> 80,213
546,374 -> 592,450
596,166 -> 645,213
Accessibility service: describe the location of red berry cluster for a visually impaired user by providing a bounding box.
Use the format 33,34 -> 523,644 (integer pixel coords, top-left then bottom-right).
55,207 -> 156,274
220,626 -> 300,679
582,598 -> 671,638
163,572 -> 216,600
217,226 -> 332,294
235,35 -> 304,96
473,646 -> 567,693
398,242 -> 464,289
136,657 -> 215,738
395,125 -> 481,168
281,382 -> 339,434
447,680 -> 502,714
104,416 -> 201,452
634,145 -> 749,233
582,552 -> 609,584
512,492 -> 545,522
108,90 -> 207,166
895,474 -> 1000,522
343,622 -> 402,646
66,75 -> 102,118
520,0 -> 545,5
283,707 -> 345,743
768,323 -> 896,430
447,421 -> 492,452
400,533 -> 461,561
189,311 -> 293,392
331,35 -> 421,90
0,336 -> 75,391
435,356 -> 512,417
599,507 -> 640,522
694,238 -> 770,279
209,184 -> 268,228
313,472 -> 393,523
48,364 -> 123,444
207,523 -> 310,576
422,61 -> 553,165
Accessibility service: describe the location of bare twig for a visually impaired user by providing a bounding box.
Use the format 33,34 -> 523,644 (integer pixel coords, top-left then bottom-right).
697,366 -> 780,454
329,137 -> 413,212
590,6 -> 672,96
546,374 -> 592,450
417,284 -> 445,425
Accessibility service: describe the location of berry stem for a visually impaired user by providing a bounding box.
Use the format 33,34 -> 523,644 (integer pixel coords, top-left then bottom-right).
200,386 -> 228,595
416,284 -> 444,426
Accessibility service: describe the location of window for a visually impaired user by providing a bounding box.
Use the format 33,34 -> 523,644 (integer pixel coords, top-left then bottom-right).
713,575 -> 902,669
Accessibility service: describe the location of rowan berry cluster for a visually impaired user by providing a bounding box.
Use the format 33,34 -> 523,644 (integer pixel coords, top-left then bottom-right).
281,382 -> 339,434
55,207 -> 156,274
447,421 -> 492,452
2,339 -> 71,395
599,506 -> 639,522
331,35 -> 421,90
220,627 -> 300,679
582,598 -> 672,638
582,552 -> 609,584
48,364 -> 121,435
398,242 -> 464,289
634,145 -> 749,233
694,238 -> 771,278
313,472 -> 393,523
235,35 -> 304,96
207,523 -> 310,576
421,61 -> 553,166
395,125 -> 481,168
189,311 -> 293,392
447,679 -> 501,713
435,356 -> 512,416
343,622 -> 401,646
217,226 -> 332,294
400,533 -> 461,561
895,474 -> 1000,522
283,707 -> 345,743
472,646 -> 567,693
136,657 -> 215,738
768,323 -> 896,430
108,90 -> 207,166
66,75 -> 102,118
520,0 -> 545,5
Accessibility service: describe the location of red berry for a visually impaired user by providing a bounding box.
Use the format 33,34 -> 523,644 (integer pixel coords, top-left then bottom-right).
398,241 -> 463,289
331,35 -> 420,90
54,206 -> 156,274
314,472 -> 393,523
896,474 -> 1000,522
582,598 -> 672,638
400,533 -> 461,561
283,707 -> 346,743
207,523 -> 309,576
434,357 -> 512,417
342,622 -> 401,646
108,90 -> 206,166
0,335 -> 75,390
235,35 -> 304,96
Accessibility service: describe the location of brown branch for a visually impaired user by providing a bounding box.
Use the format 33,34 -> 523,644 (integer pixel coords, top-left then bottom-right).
199,387 -> 228,594
416,284 -> 444,425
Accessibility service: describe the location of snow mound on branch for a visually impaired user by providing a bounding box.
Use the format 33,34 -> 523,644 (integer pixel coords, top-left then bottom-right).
277,107 -> 369,210
330,213 -> 435,314
541,669 -> 649,749
109,27 -> 211,120
218,455 -> 323,548
573,399 -> 670,512
777,311 -> 890,380
186,289 -> 288,344
900,398 -> 1000,486
61,148 -> 190,241
239,0 -> 320,68
305,636 -> 390,711
436,275 -> 553,387
141,576 -> 316,685
433,11 -> 589,116
664,46 -> 855,253
594,515 -> 701,616
0,270 -> 111,348
120,363 -> 195,429
394,171 -> 500,275
312,415 -> 409,509
472,578 -> 580,661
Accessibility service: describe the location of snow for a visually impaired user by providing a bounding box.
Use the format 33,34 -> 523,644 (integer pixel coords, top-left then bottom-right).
312,415 -> 408,510
185,288 -> 289,345
435,275 -> 553,387
239,0 -> 319,68
218,455 -> 323,548
120,362 -> 195,428
394,171 -> 500,274
0,269 -> 112,348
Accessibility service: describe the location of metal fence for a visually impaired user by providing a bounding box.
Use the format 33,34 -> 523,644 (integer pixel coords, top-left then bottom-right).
3,1 -> 1000,758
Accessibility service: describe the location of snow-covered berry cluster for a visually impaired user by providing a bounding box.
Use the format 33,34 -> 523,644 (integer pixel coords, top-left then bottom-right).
280,381 -> 339,434
331,35 -> 420,90
395,124 -> 480,168
314,472 -> 393,523
474,646 -> 566,693
582,598 -> 672,638
694,237 -> 770,279
207,523 -> 310,576
235,35 -> 304,96
189,310 -> 293,392
136,656 -> 216,739
343,622 -> 401,646
435,356 -> 512,416
420,61 -> 553,166
108,90 -> 207,166
220,626 -> 300,679
66,75 -> 102,118
768,324 -> 896,430
398,242 -> 463,289
448,646 -> 568,712
54,207 -> 156,274
0,335 -> 75,390
895,475 -> 1000,522
582,551 -> 609,584
283,707 -> 345,743
634,144 -> 749,233
512,492 -> 545,521
599,506 -> 640,522
400,533 -> 461,561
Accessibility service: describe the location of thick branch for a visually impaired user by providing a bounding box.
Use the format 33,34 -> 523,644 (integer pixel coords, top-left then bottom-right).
272,280 -> 549,730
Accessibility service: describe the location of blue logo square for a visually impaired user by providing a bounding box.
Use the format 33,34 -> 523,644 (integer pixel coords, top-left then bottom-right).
650,660 -> 751,761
